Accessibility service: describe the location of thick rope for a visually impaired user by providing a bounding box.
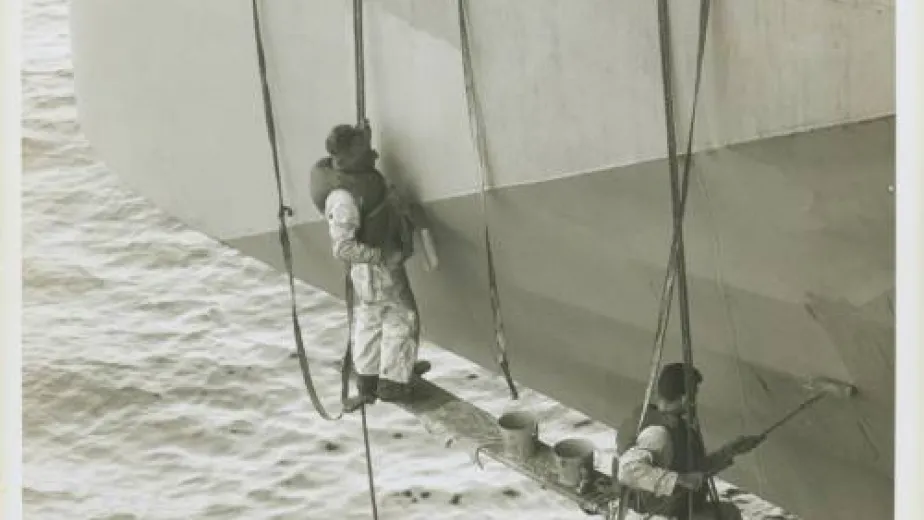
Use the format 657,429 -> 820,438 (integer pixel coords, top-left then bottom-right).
351,1 -> 379,518
632,0 -> 711,443
249,0 -> 347,422
667,1 -> 727,515
360,404 -> 379,519
655,0 -> 724,517
654,0 -> 700,515
250,1 -> 377,516
615,1 -> 713,518
353,0 -> 366,127
675,0 -> 759,507
456,0 -> 519,400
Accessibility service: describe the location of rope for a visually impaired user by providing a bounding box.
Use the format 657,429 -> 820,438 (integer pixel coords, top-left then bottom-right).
251,1 -> 378,516
353,0 -> 366,127
350,1 -> 379,518
669,1 -> 727,516
653,0 -> 723,517
653,1 -> 701,517
633,0 -> 711,442
615,1 -> 713,518
249,0 -> 348,422
456,0 -> 519,400
360,404 -> 379,519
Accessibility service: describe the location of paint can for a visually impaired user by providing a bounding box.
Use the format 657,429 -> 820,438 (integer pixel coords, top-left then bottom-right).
553,438 -> 596,488
497,411 -> 539,460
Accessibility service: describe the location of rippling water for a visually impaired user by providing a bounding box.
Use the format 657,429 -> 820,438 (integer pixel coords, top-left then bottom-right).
22,2 -> 616,518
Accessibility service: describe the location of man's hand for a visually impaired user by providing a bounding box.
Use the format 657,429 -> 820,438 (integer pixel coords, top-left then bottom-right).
675,472 -> 705,491
713,434 -> 763,462
704,434 -> 763,476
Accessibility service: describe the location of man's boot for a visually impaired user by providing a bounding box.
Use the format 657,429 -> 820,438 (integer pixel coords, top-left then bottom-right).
344,374 -> 378,413
376,379 -> 412,403
376,361 -> 431,403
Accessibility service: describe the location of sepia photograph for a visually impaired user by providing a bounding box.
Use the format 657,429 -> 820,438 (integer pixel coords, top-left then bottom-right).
3,1 -> 921,519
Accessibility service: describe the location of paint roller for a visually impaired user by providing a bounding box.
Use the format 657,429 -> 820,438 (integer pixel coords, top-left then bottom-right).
711,375 -> 859,467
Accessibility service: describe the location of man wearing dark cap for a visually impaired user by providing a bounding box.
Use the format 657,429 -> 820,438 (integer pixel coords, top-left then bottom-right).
613,363 -> 760,519
309,121 -> 423,411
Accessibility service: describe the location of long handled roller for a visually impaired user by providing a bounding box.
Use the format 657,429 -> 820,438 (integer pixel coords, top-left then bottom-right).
771,376 -> 858,430
715,376 -> 860,466
765,376 -> 859,433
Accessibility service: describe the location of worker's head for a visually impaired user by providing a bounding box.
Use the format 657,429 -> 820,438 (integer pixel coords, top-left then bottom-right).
326,124 -> 377,171
655,362 -> 702,414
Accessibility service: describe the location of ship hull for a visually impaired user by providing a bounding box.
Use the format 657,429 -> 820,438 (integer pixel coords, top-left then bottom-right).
70,0 -> 895,518
227,117 -> 895,520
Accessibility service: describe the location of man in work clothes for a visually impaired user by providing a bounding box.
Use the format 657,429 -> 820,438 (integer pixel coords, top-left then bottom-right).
613,363 -> 761,520
310,122 -> 421,411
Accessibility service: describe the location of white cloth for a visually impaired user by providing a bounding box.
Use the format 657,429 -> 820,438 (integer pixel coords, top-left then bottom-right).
615,425 -> 744,520
325,188 -> 381,265
352,297 -> 419,383
618,424 -> 680,498
324,189 -> 419,383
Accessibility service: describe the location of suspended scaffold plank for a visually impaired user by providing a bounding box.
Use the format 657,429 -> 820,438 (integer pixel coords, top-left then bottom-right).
394,362 -> 622,516
393,361 -> 801,519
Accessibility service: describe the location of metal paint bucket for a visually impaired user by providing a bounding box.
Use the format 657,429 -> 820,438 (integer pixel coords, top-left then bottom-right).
553,438 -> 596,488
497,411 -> 539,460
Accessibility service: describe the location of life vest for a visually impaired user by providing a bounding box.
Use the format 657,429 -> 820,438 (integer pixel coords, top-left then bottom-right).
309,157 -> 413,261
615,404 -> 708,519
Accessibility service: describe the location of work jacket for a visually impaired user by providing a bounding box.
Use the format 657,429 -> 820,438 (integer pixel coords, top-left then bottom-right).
616,405 -> 708,519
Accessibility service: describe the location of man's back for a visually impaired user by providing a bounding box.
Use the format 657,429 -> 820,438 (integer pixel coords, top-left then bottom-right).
616,405 -> 707,518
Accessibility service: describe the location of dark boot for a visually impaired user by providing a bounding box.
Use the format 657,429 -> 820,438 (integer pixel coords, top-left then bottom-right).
376,379 -> 412,403
344,375 -> 378,413
373,361 -> 429,404
357,374 -> 379,399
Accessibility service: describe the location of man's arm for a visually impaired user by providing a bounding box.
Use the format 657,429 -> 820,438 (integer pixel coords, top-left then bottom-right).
703,448 -> 735,475
703,434 -> 764,475
325,189 -> 383,264
617,425 -> 679,497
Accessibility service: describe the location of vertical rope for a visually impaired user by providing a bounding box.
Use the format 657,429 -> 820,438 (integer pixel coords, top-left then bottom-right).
353,0 -> 366,125
616,1 -> 714,518
360,404 -> 379,519
653,3 -> 697,517
456,0 -> 519,400
249,0 -> 347,422
351,2 -> 379,518
654,1 -> 724,517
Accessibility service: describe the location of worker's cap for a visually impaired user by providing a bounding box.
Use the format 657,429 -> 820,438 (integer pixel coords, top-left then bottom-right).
657,363 -> 703,401
325,124 -> 367,156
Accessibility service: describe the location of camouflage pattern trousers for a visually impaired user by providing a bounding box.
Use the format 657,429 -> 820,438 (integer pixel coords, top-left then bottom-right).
349,262 -> 420,384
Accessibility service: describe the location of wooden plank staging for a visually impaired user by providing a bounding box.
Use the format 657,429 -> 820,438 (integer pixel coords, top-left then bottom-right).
394,371 -> 616,515
393,362 -> 801,519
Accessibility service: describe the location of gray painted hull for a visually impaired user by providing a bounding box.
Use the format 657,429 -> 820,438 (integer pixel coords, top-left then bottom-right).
228,117 -> 895,520
70,1 -> 895,518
